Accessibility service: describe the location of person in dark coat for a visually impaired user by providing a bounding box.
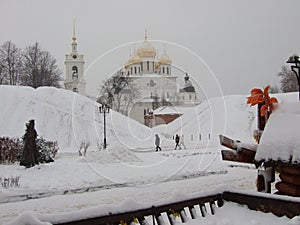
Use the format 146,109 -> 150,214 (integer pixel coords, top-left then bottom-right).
20,120 -> 39,168
155,134 -> 161,151
174,134 -> 181,150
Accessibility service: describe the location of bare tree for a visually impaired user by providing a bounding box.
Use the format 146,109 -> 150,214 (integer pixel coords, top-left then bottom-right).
0,41 -> 22,85
269,85 -> 280,94
0,62 -> 4,84
20,42 -> 62,88
98,73 -> 140,115
278,65 -> 298,93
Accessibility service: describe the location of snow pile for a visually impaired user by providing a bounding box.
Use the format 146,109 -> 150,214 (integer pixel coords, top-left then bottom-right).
152,106 -> 183,115
154,95 -> 257,148
0,86 -> 261,153
0,85 -> 153,152
256,100 -> 300,163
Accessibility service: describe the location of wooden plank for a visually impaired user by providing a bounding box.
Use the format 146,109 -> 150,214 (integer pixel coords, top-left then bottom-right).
219,135 -> 257,155
221,150 -> 254,164
223,191 -> 300,218
219,135 -> 236,150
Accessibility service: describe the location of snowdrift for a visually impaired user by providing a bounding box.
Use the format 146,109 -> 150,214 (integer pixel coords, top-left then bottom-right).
0,85 -> 287,153
0,85 -> 153,152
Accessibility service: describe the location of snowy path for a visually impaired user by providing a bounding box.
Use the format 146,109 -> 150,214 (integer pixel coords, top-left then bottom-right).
0,148 -> 259,224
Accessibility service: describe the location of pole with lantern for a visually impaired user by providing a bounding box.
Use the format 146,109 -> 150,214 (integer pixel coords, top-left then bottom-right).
99,104 -> 110,149
98,72 -> 128,149
286,54 -> 300,100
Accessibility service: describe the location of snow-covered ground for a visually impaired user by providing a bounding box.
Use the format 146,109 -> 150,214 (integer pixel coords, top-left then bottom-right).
0,86 -> 298,224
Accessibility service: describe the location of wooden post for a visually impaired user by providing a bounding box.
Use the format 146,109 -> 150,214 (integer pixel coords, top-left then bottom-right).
210,201 -> 216,215
155,214 -> 165,225
188,206 -> 197,219
167,211 -> 176,225
179,209 -> 188,223
200,204 -> 207,217
139,217 -> 150,225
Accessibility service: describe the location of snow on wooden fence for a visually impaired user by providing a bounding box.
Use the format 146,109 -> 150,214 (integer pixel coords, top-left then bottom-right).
51,191 -> 300,225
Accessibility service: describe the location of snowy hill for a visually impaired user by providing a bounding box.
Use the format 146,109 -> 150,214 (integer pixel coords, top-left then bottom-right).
0,85 -> 298,225
0,85 -> 152,152
0,85 -> 293,153
154,95 -> 258,148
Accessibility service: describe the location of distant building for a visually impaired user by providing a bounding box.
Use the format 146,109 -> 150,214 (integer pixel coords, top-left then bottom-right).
64,24 -> 86,95
144,106 -> 182,128
178,73 -> 198,106
116,33 -> 200,124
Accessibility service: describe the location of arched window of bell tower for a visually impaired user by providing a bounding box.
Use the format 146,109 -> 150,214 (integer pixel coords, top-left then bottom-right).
72,66 -> 78,79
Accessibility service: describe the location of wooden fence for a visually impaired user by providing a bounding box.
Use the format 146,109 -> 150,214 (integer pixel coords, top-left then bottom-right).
53,191 -> 300,225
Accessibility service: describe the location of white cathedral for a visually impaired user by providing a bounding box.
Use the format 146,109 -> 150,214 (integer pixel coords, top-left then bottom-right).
64,30 -> 199,124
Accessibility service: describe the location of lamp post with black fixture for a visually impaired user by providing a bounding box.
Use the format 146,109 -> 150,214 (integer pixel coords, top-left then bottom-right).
98,73 -> 128,149
286,54 -> 300,100
99,104 -> 110,149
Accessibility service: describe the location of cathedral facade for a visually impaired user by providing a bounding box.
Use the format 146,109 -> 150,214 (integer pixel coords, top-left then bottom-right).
116,34 -> 199,124
63,30 -> 199,125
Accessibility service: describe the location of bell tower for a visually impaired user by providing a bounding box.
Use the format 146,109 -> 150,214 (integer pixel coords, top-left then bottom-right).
64,23 -> 86,95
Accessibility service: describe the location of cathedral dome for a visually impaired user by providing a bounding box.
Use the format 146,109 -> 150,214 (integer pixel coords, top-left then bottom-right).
159,51 -> 172,65
137,39 -> 156,59
125,52 -> 141,69
129,53 -> 141,64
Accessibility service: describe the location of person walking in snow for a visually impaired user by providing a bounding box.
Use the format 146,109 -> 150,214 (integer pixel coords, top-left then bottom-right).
155,134 -> 161,151
174,134 -> 181,150
180,134 -> 186,149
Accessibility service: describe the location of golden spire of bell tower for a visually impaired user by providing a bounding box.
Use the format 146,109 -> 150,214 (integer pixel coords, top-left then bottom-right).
71,20 -> 78,53
72,20 -> 77,43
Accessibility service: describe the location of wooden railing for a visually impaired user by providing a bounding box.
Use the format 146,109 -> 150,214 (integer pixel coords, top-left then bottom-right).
223,191 -> 300,219
52,191 -> 300,225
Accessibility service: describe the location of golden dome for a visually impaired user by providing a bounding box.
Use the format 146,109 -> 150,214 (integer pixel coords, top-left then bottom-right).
124,61 -> 130,69
137,38 -> 156,59
130,53 -> 141,64
127,52 -> 141,65
159,51 -> 172,65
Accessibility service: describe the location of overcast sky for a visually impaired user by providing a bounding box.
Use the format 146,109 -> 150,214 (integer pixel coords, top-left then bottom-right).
1,0 -> 300,98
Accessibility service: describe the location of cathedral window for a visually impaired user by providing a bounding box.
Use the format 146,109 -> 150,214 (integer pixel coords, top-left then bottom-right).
134,67 -> 137,74
167,67 -> 169,74
162,67 -> 165,74
189,95 -> 192,100
131,67 -> 133,75
150,80 -> 155,87
147,61 -> 149,71
72,66 -> 78,79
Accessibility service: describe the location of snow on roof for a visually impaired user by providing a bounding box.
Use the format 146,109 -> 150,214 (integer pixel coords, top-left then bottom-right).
152,106 -> 183,115
255,100 -> 300,164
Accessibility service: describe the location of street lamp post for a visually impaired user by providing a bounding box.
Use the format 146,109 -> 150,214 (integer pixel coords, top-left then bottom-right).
287,54 -> 300,100
99,104 -> 110,149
